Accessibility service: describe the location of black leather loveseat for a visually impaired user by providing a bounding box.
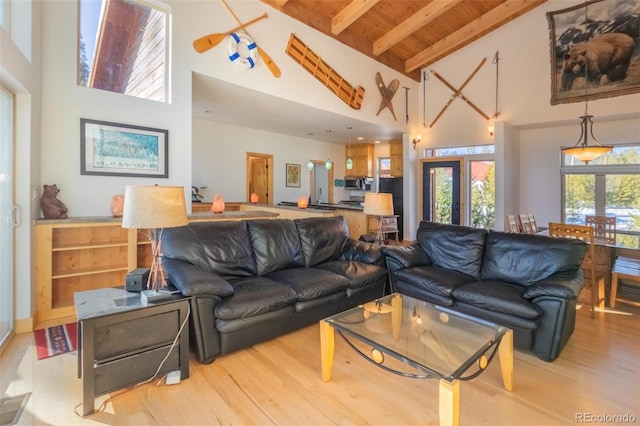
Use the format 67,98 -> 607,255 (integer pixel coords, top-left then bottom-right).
160,216 -> 387,364
381,222 -> 587,361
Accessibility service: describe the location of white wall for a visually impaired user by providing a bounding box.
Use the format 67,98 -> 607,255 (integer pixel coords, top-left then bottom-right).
415,0 -> 640,236
192,118 -> 350,203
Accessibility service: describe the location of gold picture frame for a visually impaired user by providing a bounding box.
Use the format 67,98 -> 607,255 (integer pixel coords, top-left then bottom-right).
286,163 -> 301,187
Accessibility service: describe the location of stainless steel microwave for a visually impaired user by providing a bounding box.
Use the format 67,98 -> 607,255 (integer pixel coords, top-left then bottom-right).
344,177 -> 373,190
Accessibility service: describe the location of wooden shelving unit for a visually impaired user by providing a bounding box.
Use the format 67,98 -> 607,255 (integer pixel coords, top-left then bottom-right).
35,211 -> 278,328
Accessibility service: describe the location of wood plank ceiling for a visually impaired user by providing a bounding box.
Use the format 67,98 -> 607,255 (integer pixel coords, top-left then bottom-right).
261,0 -> 548,81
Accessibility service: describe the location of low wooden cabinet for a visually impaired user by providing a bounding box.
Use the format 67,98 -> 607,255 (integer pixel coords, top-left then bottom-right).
35,211 -> 279,328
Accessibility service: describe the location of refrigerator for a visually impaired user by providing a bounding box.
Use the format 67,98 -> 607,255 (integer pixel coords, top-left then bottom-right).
379,177 -> 403,241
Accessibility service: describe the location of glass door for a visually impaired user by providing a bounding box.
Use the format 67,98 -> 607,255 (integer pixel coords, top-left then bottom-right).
0,85 -> 15,351
421,159 -> 462,225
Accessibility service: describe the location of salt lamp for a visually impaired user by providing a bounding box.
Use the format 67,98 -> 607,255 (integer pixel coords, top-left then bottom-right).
111,194 -> 124,217
297,196 -> 308,209
212,195 -> 225,213
250,192 -> 259,203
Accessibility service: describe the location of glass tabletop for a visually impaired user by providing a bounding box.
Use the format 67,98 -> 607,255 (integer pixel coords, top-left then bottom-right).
324,293 -> 508,380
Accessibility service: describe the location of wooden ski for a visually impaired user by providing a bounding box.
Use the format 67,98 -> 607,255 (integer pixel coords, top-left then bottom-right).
285,33 -> 364,110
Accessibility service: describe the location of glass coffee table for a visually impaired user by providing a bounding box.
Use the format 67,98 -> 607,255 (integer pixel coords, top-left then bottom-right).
320,293 -> 513,426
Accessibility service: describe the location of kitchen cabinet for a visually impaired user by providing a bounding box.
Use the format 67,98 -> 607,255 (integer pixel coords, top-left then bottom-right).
389,139 -> 403,177
345,143 -> 374,177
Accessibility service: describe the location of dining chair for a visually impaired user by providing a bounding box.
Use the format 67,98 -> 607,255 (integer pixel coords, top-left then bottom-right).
518,214 -> 534,234
527,213 -> 539,233
505,215 -> 520,233
548,222 -> 605,317
585,215 -> 617,245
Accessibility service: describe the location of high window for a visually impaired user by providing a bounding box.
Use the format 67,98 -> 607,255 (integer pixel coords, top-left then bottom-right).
79,0 -> 170,102
561,144 -> 640,248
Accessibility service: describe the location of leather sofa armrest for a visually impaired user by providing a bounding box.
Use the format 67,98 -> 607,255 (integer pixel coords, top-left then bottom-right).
162,257 -> 234,297
340,238 -> 385,265
521,270 -> 584,300
381,245 -> 430,269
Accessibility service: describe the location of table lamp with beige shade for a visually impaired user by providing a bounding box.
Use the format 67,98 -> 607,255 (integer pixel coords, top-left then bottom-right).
121,185 -> 189,291
363,192 -> 394,246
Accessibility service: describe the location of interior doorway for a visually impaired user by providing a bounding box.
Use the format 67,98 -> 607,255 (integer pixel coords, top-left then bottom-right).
420,158 -> 464,225
309,160 -> 334,204
246,152 -> 273,204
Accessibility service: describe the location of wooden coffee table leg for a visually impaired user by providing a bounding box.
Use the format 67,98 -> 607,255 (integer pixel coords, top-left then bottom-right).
319,320 -> 335,382
439,379 -> 459,426
498,329 -> 514,391
391,293 -> 403,340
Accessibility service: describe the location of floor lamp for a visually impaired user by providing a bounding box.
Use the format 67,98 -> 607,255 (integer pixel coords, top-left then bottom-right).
363,192 -> 394,245
121,185 -> 189,291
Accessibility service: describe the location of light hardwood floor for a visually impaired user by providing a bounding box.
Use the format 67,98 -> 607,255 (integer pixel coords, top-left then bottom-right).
1,304 -> 639,425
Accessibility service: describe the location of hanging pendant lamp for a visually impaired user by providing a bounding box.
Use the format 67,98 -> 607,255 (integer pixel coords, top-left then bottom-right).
561,1 -> 612,164
325,129 -> 332,170
346,126 -> 353,170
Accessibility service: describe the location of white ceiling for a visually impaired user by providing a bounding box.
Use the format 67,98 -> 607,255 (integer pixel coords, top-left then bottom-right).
191,72 -> 404,145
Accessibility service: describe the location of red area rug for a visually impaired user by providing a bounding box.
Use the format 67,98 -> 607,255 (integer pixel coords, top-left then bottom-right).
34,323 -> 77,360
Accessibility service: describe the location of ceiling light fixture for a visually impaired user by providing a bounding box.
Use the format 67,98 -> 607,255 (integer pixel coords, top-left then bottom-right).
561,2 -> 612,164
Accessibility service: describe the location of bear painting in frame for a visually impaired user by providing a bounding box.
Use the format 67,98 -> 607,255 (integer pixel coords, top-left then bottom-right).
547,0 -> 639,105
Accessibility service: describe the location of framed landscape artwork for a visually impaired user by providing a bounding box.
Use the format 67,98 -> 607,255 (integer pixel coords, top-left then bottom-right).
286,163 -> 301,187
547,0 -> 640,105
80,119 -> 168,177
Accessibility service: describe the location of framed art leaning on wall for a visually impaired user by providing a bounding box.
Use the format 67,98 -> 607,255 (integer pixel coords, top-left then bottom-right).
80,118 -> 169,177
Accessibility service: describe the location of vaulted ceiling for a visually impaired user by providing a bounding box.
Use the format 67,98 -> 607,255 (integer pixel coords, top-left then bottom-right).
260,0 -> 548,81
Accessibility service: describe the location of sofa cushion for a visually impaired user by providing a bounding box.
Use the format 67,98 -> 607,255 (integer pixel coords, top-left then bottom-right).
481,231 -> 587,286
395,265 -> 476,297
451,280 -> 542,319
266,267 -> 349,301
316,261 -> 387,289
295,216 -> 348,267
247,219 -> 305,275
214,276 -> 298,320
161,221 -> 257,277
416,222 -> 487,279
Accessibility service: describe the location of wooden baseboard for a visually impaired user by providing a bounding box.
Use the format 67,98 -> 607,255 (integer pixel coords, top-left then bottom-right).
15,317 -> 33,334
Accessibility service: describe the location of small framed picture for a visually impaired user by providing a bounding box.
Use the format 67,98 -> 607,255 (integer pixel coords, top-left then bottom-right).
286,163 -> 301,187
80,118 -> 168,177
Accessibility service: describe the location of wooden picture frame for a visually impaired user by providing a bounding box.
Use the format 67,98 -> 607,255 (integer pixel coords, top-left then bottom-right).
80,118 -> 168,177
547,0 -> 640,105
286,163 -> 301,187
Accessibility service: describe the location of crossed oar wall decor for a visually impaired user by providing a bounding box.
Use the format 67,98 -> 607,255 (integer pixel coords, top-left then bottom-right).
429,58 -> 490,128
192,1 -> 281,78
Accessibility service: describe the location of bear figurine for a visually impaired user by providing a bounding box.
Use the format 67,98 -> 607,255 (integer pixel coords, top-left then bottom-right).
40,184 -> 68,219
560,33 -> 635,91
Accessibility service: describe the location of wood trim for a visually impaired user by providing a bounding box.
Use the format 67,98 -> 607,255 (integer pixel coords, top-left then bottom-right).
331,0 -> 380,35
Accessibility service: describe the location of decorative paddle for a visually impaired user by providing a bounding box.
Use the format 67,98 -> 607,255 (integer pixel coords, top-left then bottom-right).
221,0 -> 281,78
193,13 -> 268,53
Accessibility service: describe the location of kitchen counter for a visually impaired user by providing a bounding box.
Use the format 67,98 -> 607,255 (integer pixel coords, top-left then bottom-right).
278,201 -> 364,212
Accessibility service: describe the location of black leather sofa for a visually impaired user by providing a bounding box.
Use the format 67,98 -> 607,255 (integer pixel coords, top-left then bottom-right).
160,216 -> 387,364
381,222 -> 587,361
